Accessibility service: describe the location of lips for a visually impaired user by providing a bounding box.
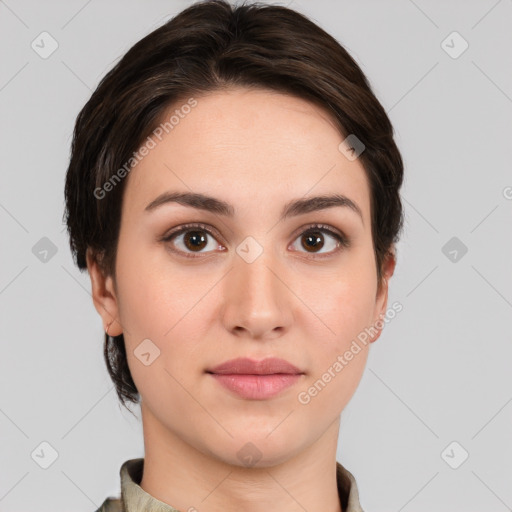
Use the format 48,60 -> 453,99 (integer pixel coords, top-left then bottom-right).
206,357 -> 304,400
206,357 -> 304,375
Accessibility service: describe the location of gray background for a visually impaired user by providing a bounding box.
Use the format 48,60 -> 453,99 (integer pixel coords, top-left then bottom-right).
1,0 -> 511,511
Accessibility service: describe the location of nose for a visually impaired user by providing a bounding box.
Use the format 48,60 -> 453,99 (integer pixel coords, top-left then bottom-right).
220,249 -> 294,340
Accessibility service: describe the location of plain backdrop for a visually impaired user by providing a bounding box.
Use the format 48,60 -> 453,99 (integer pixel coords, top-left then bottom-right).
1,1 -> 511,511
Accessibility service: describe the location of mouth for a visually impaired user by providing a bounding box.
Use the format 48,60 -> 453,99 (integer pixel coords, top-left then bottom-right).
206,356 -> 304,376
206,357 -> 305,400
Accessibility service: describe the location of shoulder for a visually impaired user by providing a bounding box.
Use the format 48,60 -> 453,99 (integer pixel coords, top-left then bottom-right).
93,497 -> 124,512
336,461 -> 365,512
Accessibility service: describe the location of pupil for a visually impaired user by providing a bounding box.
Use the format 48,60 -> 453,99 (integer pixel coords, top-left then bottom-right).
303,232 -> 324,252
185,230 -> 207,251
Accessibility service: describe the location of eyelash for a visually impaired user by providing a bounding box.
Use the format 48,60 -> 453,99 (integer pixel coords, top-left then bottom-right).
160,222 -> 350,260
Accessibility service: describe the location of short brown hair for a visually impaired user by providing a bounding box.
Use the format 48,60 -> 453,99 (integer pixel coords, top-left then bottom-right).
64,0 -> 404,414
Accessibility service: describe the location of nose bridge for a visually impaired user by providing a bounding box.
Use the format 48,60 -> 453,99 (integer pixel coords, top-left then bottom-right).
237,248 -> 278,300
222,243 -> 291,337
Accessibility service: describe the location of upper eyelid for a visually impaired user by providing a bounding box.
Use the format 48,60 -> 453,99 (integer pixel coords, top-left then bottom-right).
162,222 -> 224,243
162,222 -> 347,246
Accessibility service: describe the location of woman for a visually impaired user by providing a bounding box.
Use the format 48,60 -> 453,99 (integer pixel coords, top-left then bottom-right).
64,1 -> 404,510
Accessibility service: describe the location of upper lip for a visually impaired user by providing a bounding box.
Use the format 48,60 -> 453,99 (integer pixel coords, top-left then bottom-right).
207,357 -> 304,375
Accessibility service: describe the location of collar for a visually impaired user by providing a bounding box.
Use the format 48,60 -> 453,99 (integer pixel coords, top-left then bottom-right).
97,458 -> 364,512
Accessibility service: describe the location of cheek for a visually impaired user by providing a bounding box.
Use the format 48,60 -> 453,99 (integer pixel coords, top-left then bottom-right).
114,243 -> 211,391
299,258 -> 376,399
114,231 -> 184,333
306,262 -> 377,344
298,283 -> 373,415
330,286 -> 377,346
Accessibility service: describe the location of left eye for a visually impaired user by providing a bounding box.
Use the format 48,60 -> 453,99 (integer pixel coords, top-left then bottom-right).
290,225 -> 348,256
162,223 -> 348,258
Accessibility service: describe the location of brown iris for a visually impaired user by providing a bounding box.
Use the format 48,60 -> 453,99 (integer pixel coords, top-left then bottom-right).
301,231 -> 324,252
183,230 -> 208,252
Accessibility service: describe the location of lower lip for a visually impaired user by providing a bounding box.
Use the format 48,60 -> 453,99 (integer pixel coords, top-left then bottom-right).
208,373 -> 302,399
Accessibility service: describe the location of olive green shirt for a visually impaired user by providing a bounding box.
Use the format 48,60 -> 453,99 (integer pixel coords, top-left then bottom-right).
95,458 -> 364,512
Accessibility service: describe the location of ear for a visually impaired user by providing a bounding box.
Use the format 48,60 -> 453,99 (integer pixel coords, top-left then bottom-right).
369,247 -> 396,343
86,248 -> 123,337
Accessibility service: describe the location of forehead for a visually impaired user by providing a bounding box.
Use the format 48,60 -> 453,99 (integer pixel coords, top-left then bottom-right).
122,88 -> 370,223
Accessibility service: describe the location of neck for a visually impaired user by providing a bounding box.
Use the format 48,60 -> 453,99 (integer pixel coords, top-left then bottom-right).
139,405 -> 344,512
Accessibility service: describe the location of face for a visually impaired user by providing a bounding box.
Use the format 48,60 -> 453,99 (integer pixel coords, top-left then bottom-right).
89,87 -> 395,467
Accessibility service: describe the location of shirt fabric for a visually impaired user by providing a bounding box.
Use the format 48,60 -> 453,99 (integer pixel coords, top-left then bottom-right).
95,458 -> 364,512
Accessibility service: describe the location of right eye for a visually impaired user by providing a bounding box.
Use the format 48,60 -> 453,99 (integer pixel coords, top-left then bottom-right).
161,223 -> 226,259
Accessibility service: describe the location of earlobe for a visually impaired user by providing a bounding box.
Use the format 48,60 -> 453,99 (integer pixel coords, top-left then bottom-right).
86,248 -> 123,337
369,313 -> 386,343
370,249 -> 397,343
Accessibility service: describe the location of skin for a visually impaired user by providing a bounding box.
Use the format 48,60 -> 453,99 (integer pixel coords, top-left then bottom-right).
87,87 -> 395,512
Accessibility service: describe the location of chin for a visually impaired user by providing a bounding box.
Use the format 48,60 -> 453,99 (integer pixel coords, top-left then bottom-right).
212,430 -> 305,469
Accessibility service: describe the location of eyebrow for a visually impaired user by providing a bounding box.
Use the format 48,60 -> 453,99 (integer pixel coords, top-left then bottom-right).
144,191 -> 364,224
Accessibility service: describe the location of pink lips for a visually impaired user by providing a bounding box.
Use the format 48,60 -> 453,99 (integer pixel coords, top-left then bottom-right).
206,357 -> 304,400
